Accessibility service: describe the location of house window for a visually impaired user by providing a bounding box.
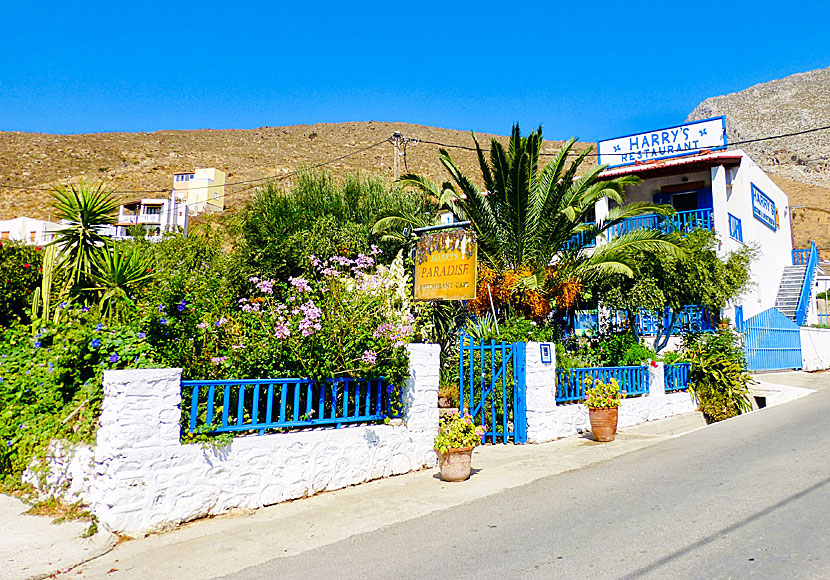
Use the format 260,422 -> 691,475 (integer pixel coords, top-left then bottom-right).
0,231 -> 9,240
728,213 -> 743,242
144,206 -> 162,215
29,231 -> 37,243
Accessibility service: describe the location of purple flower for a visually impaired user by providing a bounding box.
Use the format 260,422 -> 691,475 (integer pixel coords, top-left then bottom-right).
214,317 -> 228,327
197,322 -> 207,329
34,341 -> 41,348
5,441 -> 10,448
289,277 -> 311,292
81,306 -> 89,313
109,353 -> 119,363
211,356 -> 226,364
158,304 -> 165,313
362,350 -> 377,365
137,332 -> 146,339
90,338 -> 101,349
386,384 -> 394,394
177,299 -> 187,311
273,321 -> 290,339
370,244 -> 382,256
159,318 -> 168,325
95,323 -> 103,331
59,301 -> 67,308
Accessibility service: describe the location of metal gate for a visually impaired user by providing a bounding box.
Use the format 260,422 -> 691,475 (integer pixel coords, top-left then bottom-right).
743,308 -> 802,371
459,336 -> 526,444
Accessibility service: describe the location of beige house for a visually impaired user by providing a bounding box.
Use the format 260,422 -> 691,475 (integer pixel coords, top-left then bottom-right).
172,168 -> 226,216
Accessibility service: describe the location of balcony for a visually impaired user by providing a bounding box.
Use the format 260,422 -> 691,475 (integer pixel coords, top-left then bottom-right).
608,208 -> 714,240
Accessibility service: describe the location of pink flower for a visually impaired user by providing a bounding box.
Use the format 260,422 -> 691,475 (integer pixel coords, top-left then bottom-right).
210,356 -> 226,364
289,277 -> 311,292
361,350 -> 377,365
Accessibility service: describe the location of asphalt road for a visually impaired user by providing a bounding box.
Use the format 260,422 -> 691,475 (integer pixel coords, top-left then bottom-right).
228,374 -> 830,580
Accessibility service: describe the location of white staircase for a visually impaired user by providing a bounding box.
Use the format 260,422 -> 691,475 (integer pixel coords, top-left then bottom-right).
775,265 -> 807,321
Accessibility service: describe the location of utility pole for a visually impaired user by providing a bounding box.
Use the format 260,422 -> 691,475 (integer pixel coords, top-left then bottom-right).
392,131 -> 402,180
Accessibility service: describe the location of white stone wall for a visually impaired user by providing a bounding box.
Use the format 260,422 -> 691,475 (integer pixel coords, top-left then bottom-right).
525,342 -> 558,443
525,360 -> 698,444
800,327 -> 830,371
43,345 -> 439,537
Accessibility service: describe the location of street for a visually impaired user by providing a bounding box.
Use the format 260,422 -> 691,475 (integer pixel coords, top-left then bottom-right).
230,373 -> 830,580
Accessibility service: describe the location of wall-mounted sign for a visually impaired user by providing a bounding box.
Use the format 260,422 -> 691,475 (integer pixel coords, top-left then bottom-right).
751,183 -> 778,231
540,343 -> 553,364
598,116 -> 727,168
414,229 -> 477,301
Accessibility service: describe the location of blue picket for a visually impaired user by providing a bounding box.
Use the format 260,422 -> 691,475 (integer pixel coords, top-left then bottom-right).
556,365 -> 649,404
184,377 -> 396,435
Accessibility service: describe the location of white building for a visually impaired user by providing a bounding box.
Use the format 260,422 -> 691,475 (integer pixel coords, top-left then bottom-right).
0,217 -> 62,245
113,198 -> 188,240
595,117 -> 819,328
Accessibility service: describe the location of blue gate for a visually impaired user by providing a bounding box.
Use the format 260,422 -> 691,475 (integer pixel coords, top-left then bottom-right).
743,308 -> 802,371
459,336 -> 527,444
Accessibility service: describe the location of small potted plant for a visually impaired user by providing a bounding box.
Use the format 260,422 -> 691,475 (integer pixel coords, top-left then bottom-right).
434,411 -> 486,482
583,376 -> 624,442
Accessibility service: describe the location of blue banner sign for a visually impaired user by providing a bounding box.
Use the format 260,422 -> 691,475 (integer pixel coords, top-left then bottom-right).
598,117 -> 727,167
751,183 -> 777,230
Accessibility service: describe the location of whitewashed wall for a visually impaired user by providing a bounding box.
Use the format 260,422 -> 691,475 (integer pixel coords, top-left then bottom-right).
800,327 -> 830,371
41,344 -> 439,537
525,347 -> 697,444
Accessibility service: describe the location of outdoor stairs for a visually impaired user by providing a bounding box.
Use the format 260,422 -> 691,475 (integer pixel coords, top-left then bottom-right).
775,265 -> 807,321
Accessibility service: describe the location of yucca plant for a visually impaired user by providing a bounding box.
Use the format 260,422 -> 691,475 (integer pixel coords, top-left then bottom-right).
50,181 -> 118,294
88,244 -> 155,323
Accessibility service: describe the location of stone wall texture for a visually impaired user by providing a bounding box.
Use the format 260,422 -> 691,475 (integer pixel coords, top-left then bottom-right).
47,344 -> 439,537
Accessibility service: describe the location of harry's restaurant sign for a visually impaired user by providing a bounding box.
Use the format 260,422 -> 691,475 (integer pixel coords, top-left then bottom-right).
414,230 -> 477,301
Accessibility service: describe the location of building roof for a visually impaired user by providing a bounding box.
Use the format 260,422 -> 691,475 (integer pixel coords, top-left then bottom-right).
598,150 -> 744,180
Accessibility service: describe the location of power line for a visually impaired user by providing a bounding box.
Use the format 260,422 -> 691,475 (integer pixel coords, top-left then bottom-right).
1,138 -> 391,198
408,123 -> 830,158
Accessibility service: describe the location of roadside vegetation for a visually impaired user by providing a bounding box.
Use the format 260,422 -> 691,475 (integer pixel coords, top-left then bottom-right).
1,125 -> 757,489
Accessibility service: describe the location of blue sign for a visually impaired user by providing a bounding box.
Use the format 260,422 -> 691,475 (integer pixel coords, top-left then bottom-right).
751,183 -> 777,230
598,117 -> 727,168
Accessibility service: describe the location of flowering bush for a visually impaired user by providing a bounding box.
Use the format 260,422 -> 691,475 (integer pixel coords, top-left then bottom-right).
0,304 -> 157,487
434,411 -> 486,453
160,248 -> 414,388
583,376 -> 624,409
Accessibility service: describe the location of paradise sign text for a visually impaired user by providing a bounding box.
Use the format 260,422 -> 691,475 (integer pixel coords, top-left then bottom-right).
414,230 -> 477,301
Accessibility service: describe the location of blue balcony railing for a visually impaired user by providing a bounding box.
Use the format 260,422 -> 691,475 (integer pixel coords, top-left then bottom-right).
608,208 -> 714,240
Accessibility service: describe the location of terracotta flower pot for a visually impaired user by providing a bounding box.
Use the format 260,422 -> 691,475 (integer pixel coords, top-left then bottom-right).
588,407 -> 618,442
436,446 -> 474,482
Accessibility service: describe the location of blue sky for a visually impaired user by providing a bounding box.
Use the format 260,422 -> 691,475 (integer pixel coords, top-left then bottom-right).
1,1 -> 827,142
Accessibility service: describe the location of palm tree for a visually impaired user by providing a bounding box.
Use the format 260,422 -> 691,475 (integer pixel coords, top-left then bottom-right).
89,244 -> 155,323
50,181 -> 118,293
398,124 -> 679,318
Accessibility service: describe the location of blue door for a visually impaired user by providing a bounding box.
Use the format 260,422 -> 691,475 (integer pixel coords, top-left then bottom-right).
459,336 -> 527,444
743,308 -> 802,371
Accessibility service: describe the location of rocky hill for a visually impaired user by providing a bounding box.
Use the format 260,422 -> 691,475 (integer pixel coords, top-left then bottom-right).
687,66 -> 830,252
0,123 -> 590,222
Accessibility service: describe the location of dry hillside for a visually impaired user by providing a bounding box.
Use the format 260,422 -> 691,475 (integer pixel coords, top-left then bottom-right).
0,122 -> 592,221
687,66 -> 830,252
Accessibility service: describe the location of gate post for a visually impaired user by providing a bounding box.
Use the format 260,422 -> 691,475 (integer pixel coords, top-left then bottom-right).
524,342 -> 558,444
512,342 -> 528,444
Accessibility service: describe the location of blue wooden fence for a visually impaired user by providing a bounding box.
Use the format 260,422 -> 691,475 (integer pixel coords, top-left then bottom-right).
664,363 -> 691,392
574,305 -> 714,336
743,308 -> 802,371
556,365 -> 649,404
184,377 -> 394,435
459,337 -> 526,444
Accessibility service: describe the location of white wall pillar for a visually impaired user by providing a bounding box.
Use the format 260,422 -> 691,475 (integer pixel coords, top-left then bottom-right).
525,342 -> 559,444
648,361 -> 665,397
402,343 -> 440,434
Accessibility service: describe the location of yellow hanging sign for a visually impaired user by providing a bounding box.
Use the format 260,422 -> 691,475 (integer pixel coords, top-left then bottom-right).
414,229 -> 477,301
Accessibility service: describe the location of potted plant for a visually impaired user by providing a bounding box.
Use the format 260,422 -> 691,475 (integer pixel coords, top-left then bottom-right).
434,411 -> 486,482
583,376 -> 623,442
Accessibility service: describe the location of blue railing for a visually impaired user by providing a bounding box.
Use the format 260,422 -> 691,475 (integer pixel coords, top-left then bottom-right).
792,248 -> 810,265
608,305 -> 715,336
556,365 -> 649,404
184,377 -> 394,435
562,227 -> 597,251
608,208 -> 714,239
664,363 -> 691,392
794,241 -> 819,326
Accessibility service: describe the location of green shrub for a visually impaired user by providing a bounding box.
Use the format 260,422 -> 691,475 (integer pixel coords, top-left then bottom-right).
0,241 -> 43,327
684,329 -> 752,422
0,305 -> 157,488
